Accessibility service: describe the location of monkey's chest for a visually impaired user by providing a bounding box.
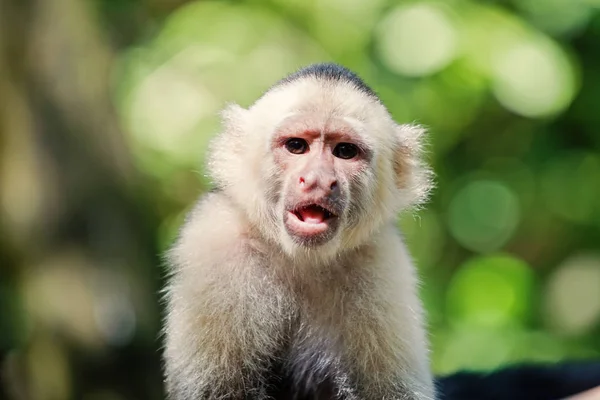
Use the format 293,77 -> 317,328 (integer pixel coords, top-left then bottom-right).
266,362 -> 339,400
263,275 -> 359,399
264,321 -> 349,400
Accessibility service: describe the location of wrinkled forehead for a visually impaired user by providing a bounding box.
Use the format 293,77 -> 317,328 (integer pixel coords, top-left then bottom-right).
273,112 -> 368,146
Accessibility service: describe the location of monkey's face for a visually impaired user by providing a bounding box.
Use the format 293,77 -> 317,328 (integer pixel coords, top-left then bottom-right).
207,77 -> 432,259
270,114 -> 373,248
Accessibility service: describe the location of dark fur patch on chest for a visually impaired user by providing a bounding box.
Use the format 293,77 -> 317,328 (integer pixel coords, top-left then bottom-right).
266,362 -> 339,400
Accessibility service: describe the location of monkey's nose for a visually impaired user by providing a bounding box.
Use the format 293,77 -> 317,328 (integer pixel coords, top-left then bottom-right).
320,177 -> 339,197
298,175 -> 337,196
298,174 -> 318,190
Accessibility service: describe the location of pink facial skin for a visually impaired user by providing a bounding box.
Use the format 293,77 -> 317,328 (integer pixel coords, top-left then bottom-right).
271,113 -> 371,246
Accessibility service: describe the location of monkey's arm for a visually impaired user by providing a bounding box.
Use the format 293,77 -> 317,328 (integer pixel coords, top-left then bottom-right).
163,258 -> 288,399
162,198 -> 290,399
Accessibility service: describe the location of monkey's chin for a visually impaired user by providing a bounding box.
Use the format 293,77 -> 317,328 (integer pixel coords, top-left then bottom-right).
284,211 -> 339,247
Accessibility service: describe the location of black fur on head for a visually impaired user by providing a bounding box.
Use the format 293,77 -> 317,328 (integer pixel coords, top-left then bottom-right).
274,63 -> 378,99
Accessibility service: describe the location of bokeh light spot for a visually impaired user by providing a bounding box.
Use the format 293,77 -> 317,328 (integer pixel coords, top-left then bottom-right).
128,61 -> 219,161
376,3 -> 458,77
447,254 -> 534,328
492,37 -> 577,118
544,254 -> 600,336
27,337 -> 71,400
541,151 -> 600,224
448,180 -> 520,253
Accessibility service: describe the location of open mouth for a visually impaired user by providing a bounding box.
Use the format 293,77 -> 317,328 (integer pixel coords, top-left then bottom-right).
286,203 -> 338,239
292,204 -> 336,224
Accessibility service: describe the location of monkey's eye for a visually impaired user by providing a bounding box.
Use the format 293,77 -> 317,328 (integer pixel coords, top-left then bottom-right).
285,138 -> 309,154
333,143 -> 359,160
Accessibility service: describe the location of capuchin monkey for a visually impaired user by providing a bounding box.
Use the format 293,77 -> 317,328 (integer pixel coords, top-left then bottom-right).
162,63 -> 600,400
163,63 -> 435,400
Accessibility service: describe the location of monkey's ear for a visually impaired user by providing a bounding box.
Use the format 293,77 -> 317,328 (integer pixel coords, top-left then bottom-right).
393,124 -> 434,209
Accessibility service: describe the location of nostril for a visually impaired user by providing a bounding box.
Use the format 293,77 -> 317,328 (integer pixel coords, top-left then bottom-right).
330,181 -> 338,191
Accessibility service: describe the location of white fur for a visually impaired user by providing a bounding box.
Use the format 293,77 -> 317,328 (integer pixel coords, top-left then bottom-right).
164,70 -> 436,399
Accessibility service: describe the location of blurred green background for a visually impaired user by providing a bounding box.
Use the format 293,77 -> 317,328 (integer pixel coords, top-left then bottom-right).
1,0 -> 600,399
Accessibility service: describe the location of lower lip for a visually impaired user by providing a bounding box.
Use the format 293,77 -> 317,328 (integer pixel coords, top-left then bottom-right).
285,211 -> 331,237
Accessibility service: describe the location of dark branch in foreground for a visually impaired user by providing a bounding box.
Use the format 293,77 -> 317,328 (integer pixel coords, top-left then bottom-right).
436,361 -> 600,400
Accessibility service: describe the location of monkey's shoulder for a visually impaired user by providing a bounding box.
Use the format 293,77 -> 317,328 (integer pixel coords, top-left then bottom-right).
167,192 -> 259,268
